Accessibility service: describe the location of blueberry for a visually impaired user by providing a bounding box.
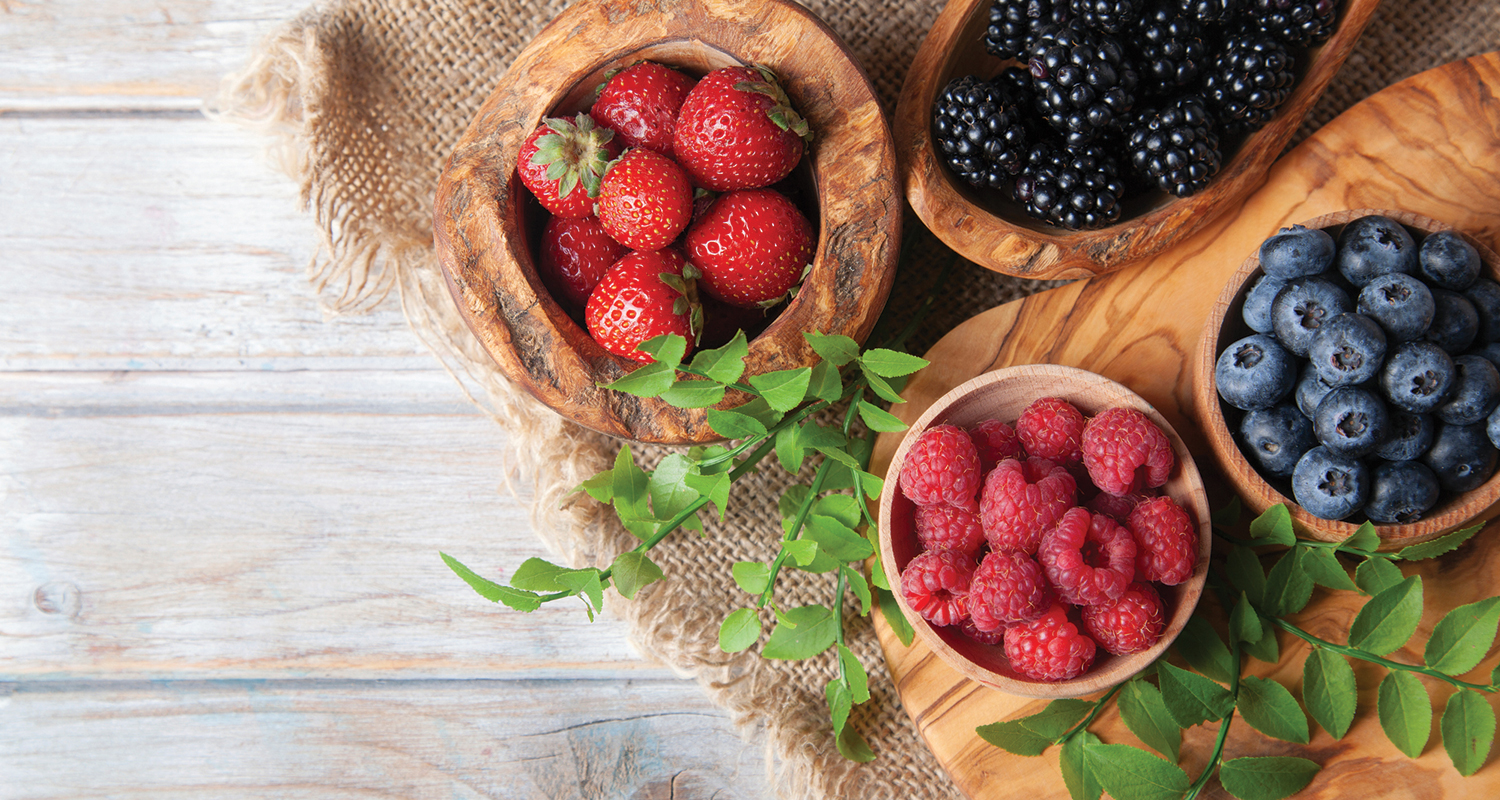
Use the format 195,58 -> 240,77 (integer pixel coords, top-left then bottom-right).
1356,273 -> 1434,342
1308,313 -> 1387,387
1489,404 -> 1500,451
1295,362 -> 1336,418
1423,421 -> 1499,493
1259,225 -> 1336,279
1314,385 -> 1388,458
1426,289 -> 1480,354
1365,461 -> 1442,525
1376,410 -> 1435,462
1380,340 -> 1456,413
1336,215 -> 1418,287
1216,333 -> 1296,411
1242,273 -> 1287,334
1436,355 -> 1500,426
1240,402 -> 1318,478
1468,341 -> 1500,369
1271,276 -> 1353,357
1292,446 -> 1370,520
1464,279 -> 1500,342
1418,230 -> 1481,290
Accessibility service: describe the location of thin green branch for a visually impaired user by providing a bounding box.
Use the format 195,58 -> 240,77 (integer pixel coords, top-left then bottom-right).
1271,616 -> 1495,693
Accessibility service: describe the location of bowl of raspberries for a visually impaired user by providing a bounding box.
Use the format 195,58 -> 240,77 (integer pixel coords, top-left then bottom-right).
433,0 -> 900,444
879,364 -> 1211,696
1197,209 -> 1500,548
893,0 -> 1378,280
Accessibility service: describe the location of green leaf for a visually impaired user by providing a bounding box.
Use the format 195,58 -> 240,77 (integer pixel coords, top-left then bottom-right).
858,348 -> 928,378
784,539 -> 819,567
806,359 -> 843,403
843,564 -> 872,616
1119,679 -> 1182,762
1355,557 -> 1404,596
734,396 -> 786,430
610,551 -> 664,599
820,459 -> 857,492
749,367 -> 813,412
798,422 -> 848,452
1212,495 -> 1242,528
440,552 -> 543,611
1231,592 -> 1265,645
1426,597 -> 1500,675
1022,699 -> 1095,739
683,470 -> 730,522
1340,521 -> 1381,553
608,444 -> 650,520
1442,688 -> 1496,776
1397,524 -> 1483,561
659,379 -> 726,409
862,371 -> 906,404
1060,732 -> 1104,800
1174,615 -> 1236,683
805,514 -> 874,561
855,469 -> 884,501
1158,662 -> 1235,727
732,561 -> 771,595
762,604 -> 837,660
635,333 -> 687,368
1349,575 -> 1424,656
836,724 -> 876,763
804,331 -> 860,366
706,408 -> 768,440
1377,669 -> 1432,758
1217,757 -> 1320,800
1089,743 -> 1191,800
976,719 -> 1053,757
1302,647 -> 1357,740
838,644 -> 871,704
877,587 -> 914,646
600,359 -> 675,397
1262,549 -> 1314,618
779,483 -> 811,520
857,400 -> 908,433
648,454 -> 703,531
1243,623 -> 1280,664
719,607 -> 761,652
826,677 -> 852,736
689,329 -> 748,385
814,493 -> 863,528
1226,545 -> 1267,606
1302,546 -> 1358,592
868,544 -> 891,590
577,471 -> 613,504
1237,676 -> 1310,743
554,568 -> 604,614
509,557 -> 574,592
775,423 -> 805,474
1249,503 -> 1296,545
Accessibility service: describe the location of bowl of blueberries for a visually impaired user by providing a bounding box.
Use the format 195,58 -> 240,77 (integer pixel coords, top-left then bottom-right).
1195,209 -> 1500,548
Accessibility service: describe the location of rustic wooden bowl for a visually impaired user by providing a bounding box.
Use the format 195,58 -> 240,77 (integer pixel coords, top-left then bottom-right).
893,0 -> 1380,280
878,364 -> 1212,698
1193,209 -> 1500,548
432,0 -> 900,444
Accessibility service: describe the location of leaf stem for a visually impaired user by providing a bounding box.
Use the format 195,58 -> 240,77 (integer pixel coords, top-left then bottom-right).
758,454 -> 837,609
1185,633 -> 1243,799
1270,616 -> 1496,692
1061,683 -> 1125,743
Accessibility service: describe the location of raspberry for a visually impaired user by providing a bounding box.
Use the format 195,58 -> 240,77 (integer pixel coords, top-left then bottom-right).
962,616 -> 1007,645
1017,397 -> 1086,463
969,418 -> 1024,472
1081,582 -> 1166,655
1038,507 -> 1137,606
1128,496 -> 1199,585
1004,603 -> 1097,681
900,424 -> 983,511
1086,489 -> 1154,522
979,457 -> 1078,554
1082,407 -> 1176,496
900,550 -> 977,627
915,504 -> 986,556
969,549 -> 1053,632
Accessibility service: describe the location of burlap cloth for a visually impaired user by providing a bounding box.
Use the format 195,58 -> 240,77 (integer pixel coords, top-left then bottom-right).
217,1 -> 1500,796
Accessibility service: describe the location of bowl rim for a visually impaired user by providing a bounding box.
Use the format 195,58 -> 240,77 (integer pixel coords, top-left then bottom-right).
1193,208 -> 1500,548
877,364 -> 1213,698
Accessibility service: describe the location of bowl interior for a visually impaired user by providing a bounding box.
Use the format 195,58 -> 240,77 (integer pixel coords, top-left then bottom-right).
880,365 -> 1212,697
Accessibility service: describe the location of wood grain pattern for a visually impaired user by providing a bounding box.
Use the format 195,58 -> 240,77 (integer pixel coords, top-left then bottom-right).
871,53 -> 1500,799
893,0 -> 1381,280
433,0 -> 901,444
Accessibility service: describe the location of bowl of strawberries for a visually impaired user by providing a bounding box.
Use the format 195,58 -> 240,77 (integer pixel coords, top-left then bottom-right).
878,364 -> 1212,697
433,0 -> 900,444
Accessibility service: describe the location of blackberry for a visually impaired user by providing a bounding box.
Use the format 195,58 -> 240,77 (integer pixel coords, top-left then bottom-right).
986,0 -> 1071,61
1013,140 -> 1128,229
1070,0 -> 1144,33
1177,0 -> 1244,25
1028,22 -> 1139,147
1131,1 -> 1209,98
1247,0 -> 1338,47
1201,32 -> 1296,133
1125,95 -> 1222,196
932,76 -> 1032,190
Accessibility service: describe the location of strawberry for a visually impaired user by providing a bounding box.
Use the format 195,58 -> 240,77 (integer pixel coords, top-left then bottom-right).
595,148 -> 694,252
672,65 -> 812,192
591,61 -> 697,156
585,249 -> 702,363
537,214 -> 627,312
517,114 -> 620,219
684,188 -> 813,308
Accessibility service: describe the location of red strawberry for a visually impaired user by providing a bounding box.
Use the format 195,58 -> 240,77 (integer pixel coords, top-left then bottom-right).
684,188 -> 813,307
596,148 -> 694,252
537,214 -> 627,312
585,249 -> 702,363
672,65 -> 812,192
517,115 -> 619,219
591,61 -> 697,156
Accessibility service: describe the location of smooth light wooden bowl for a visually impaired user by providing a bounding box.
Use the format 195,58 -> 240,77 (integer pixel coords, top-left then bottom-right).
432,0 -> 900,444
1194,209 -> 1500,548
893,0 -> 1380,280
878,365 -> 1212,698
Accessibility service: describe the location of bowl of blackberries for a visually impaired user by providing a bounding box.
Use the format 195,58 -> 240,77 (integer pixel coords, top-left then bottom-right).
894,0 -> 1378,280
1195,209 -> 1500,547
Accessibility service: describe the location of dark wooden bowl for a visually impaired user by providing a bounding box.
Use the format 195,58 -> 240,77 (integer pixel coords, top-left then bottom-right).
894,0 -> 1380,280
1193,209 -> 1500,549
433,0 -> 900,444
878,365 -> 1212,698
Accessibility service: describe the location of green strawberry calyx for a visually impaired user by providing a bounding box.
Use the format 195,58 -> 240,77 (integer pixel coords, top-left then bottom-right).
736,65 -> 813,143
529,114 -> 616,200
661,262 -> 705,346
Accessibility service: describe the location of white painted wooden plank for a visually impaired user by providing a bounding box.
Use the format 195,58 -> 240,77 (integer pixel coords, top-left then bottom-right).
1,679 -> 769,800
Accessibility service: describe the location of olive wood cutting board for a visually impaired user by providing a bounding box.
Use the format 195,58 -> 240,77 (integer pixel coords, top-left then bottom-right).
870,52 -> 1500,799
